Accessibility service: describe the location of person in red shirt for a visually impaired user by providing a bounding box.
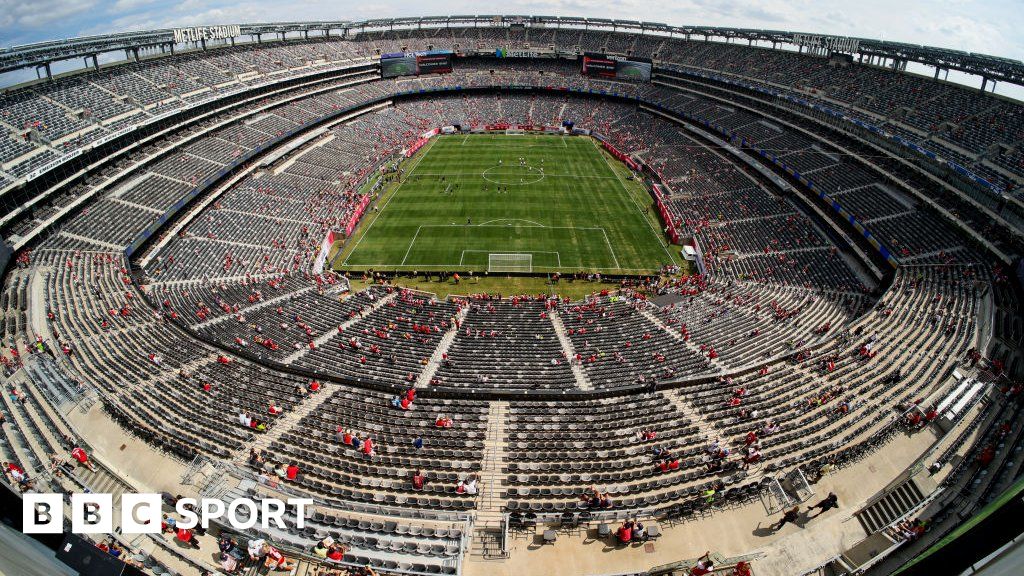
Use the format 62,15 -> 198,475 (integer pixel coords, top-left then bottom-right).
616,521 -> 633,544
261,544 -> 294,570
71,447 -> 96,472
285,463 -> 299,481
906,411 -> 922,428
3,461 -> 26,484
690,551 -> 714,575
733,560 -> 752,576
745,431 -> 758,446
362,437 -> 374,457
326,544 -> 346,561
176,528 -> 200,549
977,444 -> 995,467
412,469 -> 425,490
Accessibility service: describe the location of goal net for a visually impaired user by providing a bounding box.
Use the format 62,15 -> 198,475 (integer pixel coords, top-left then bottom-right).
488,253 -> 532,273
505,128 -> 525,136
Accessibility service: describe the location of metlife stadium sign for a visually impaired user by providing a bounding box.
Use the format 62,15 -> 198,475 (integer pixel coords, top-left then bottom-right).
173,25 -> 241,44
791,33 -> 860,54
22,493 -> 312,534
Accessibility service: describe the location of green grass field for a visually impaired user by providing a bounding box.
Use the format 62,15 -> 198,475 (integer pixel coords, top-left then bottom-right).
336,133 -> 678,274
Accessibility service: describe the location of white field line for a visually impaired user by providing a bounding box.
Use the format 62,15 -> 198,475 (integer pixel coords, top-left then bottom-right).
599,227 -> 621,270
342,137 -> 436,265
477,218 -> 545,226
413,172 -> 617,180
592,137 -> 676,263
400,225 -> 424,265
341,263 -> 663,271
459,250 -> 561,268
399,224 -> 612,270
411,224 -> 610,231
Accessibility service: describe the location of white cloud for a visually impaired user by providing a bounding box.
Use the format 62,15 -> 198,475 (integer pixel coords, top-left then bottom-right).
111,0 -> 158,10
0,0 -> 97,30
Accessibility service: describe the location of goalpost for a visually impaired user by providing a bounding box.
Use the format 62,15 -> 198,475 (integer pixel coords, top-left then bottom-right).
488,253 -> 533,273
504,128 -> 526,136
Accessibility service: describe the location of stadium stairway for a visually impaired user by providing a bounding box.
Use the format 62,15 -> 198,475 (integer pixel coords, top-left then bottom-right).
416,303 -> 471,389
232,379 -> 341,463
638,307 -> 726,373
191,284 -> 317,331
661,389 -> 738,457
548,310 -> 593,391
466,401 -> 510,560
282,290 -> 399,365
854,471 -> 937,534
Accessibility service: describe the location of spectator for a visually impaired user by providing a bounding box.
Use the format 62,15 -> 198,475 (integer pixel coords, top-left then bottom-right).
219,535 -> 245,560
807,492 -> 839,517
616,520 -> 633,544
690,551 -> 714,575
71,446 -> 96,472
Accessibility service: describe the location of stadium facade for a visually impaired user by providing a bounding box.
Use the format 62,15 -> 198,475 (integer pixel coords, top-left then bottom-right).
0,14 -> 1022,576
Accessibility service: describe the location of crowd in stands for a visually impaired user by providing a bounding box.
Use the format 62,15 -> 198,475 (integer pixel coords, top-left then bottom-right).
0,26 -> 1021,576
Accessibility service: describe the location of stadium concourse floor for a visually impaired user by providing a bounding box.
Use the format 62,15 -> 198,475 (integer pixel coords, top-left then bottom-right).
463,429 -> 944,576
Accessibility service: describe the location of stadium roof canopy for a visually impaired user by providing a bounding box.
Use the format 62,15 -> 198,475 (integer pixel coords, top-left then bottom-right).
1,14 -> 1023,88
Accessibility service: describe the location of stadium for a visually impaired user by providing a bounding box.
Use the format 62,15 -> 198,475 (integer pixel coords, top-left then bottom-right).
0,11 -> 1022,576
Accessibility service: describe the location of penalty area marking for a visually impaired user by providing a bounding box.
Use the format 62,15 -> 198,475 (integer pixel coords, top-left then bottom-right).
413,172 -> 616,180
477,218 -> 545,227
399,223 -> 616,269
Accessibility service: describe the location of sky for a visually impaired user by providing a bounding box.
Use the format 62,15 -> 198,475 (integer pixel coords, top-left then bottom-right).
0,0 -> 1022,93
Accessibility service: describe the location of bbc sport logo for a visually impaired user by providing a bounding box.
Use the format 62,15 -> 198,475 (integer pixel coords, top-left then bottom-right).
23,493 -> 313,534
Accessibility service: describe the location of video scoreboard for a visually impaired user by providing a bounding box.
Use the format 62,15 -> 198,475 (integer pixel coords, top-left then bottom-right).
580,53 -> 652,82
381,50 -> 454,78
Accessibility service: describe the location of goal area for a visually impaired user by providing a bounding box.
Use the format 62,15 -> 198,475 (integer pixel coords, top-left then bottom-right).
504,128 -> 526,136
488,253 -> 533,273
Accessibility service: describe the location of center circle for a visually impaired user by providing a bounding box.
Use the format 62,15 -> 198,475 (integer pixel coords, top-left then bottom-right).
481,165 -> 546,185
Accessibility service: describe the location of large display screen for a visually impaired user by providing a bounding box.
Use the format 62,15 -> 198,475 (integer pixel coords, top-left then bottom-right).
415,52 -> 454,75
380,51 -> 453,78
381,54 -> 418,78
580,54 -> 617,78
580,53 -> 652,82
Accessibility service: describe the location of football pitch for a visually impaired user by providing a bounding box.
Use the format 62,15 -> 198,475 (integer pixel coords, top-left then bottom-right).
337,133 -> 677,274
